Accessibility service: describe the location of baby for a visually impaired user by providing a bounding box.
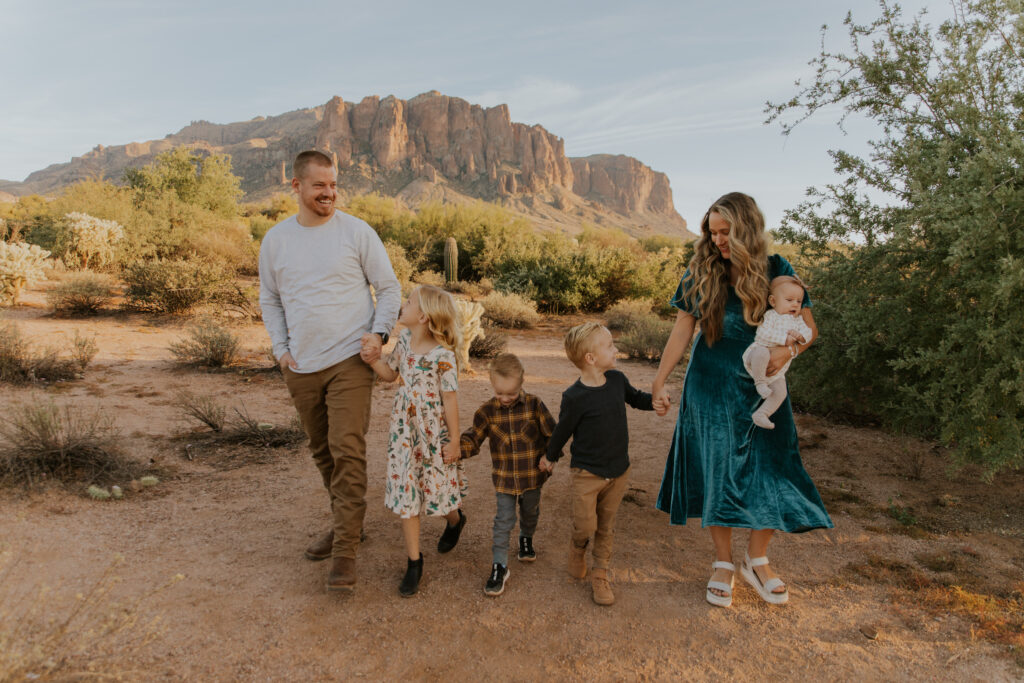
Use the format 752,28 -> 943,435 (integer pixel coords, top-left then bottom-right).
742,275 -> 813,430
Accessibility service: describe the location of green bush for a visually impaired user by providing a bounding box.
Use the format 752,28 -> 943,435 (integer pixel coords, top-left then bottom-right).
605,298 -> 655,331
384,241 -> 414,292
480,291 -> 540,328
47,272 -> 115,315
168,320 -> 241,367
617,315 -> 674,362
768,0 -> 1024,474
123,259 -> 230,315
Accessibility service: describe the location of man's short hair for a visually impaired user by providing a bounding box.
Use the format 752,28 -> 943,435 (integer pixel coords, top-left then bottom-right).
564,322 -> 605,369
293,150 -> 334,180
489,353 -> 524,381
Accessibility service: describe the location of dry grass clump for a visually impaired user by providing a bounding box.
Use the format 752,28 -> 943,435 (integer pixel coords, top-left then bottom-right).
47,272 -> 116,315
604,298 -> 655,330
0,323 -> 97,384
617,315 -> 673,361
172,391 -> 226,432
0,554 -> 179,680
469,323 -> 509,359
481,290 -> 540,328
175,395 -> 305,462
168,320 -> 240,368
0,401 -> 141,487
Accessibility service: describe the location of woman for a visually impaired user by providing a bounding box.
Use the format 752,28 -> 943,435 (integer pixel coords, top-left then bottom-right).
651,192 -> 832,608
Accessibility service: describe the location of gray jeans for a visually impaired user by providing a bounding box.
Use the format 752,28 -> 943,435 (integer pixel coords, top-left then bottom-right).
493,488 -> 541,566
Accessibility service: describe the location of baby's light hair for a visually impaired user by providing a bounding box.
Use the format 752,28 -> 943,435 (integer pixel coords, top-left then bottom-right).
489,353 -> 524,381
770,275 -> 808,294
564,322 -> 605,369
415,285 -> 462,367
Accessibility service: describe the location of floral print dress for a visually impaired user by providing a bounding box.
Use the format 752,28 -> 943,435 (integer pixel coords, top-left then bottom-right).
384,329 -> 466,518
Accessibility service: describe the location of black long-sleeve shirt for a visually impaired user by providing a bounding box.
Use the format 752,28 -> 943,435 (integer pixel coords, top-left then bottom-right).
545,369 -> 654,478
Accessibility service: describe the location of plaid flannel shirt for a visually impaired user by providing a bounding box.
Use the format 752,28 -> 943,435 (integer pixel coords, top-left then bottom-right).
460,391 -> 557,495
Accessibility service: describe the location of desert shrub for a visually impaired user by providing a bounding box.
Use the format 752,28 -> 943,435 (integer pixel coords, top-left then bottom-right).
0,241 -> 50,305
384,241 -> 414,291
47,272 -> 115,315
60,212 -> 124,270
413,269 -> 445,287
212,281 -> 262,321
0,323 -> 93,383
248,214 -> 276,241
0,401 -> 140,486
617,314 -> 674,361
469,323 -> 508,358
605,298 -> 655,331
640,234 -> 688,252
480,290 -> 540,328
768,0 -> 1024,474
123,259 -> 230,314
173,391 -> 226,432
628,247 -> 691,314
168,320 -> 240,367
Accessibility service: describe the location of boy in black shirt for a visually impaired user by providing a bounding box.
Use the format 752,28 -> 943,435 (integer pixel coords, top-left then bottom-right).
539,322 -> 665,605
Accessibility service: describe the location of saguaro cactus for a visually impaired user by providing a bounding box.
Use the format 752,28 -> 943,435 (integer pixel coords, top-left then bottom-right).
444,237 -> 458,284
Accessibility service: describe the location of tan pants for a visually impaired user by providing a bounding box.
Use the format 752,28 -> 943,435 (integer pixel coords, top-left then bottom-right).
570,466 -> 631,570
283,355 -> 374,559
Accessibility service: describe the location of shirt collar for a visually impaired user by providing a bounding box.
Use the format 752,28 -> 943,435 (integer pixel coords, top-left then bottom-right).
494,391 -> 526,410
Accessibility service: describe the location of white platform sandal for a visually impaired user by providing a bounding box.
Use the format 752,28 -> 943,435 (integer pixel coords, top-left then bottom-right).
705,560 -> 735,608
740,553 -> 789,605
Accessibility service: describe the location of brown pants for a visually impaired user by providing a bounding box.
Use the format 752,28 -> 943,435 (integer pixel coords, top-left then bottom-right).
570,466 -> 631,570
283,355 -> 374,559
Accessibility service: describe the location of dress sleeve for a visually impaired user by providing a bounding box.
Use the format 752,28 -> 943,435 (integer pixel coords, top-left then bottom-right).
770,255 -> 812,308
385,330 -> 406,373
670,268 -> 700,318
437,349 -> 458,392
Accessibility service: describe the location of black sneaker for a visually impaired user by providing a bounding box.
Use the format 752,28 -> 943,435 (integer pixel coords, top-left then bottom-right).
518,536 -> 537,562
437,509 -> 466,554
484,563 -> 510,596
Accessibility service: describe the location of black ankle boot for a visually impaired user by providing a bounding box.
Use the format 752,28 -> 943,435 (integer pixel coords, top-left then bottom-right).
437,509 -> 466,554
399,554 -> 423,597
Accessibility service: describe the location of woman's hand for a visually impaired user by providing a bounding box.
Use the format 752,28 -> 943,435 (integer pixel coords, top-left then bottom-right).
442,441 -> 460,464
538,456 -> 554,473
652,382 -> 672,414
765,345 -> 794,377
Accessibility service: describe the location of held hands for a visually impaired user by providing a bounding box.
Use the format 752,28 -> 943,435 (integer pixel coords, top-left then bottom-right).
652,385 -> 672,417
360,333 -> 382,365
441,441 -> 460,464
538,456 -> 554,474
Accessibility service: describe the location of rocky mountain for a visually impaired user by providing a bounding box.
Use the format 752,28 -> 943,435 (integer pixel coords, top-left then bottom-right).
3,91 -> 689,238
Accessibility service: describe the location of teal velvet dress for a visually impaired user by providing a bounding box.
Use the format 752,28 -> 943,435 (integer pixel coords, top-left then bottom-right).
656,254 -> 833,532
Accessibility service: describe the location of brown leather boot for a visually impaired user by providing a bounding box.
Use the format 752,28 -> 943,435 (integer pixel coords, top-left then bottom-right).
591,568 -> 615,606
567,540 -> 588,579
327,556 -> 357,592
304,530 -> 334,561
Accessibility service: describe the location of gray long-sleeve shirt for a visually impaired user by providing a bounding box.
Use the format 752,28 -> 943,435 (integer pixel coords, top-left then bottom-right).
258,210 -> 401,374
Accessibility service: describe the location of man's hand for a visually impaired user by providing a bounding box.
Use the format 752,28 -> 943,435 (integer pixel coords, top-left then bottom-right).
360,333 -> 382,364
278,351 -> 298,372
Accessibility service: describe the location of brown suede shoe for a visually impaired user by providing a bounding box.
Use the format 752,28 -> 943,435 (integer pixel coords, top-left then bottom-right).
568,540 -> 588,579
591,568 -> 615,606
304,531 -> 333,561
327,556 -> 357,592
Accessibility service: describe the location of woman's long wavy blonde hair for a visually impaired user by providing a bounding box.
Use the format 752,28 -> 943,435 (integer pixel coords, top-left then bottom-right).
680,192 -> 770,346
415,285 -> 462,369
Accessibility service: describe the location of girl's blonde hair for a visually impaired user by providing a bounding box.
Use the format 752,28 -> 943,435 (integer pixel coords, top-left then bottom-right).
415,285 -> 462,364
680,192 -> 770,345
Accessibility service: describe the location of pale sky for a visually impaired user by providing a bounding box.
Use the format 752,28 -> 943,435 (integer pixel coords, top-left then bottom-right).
1,0 -> 949,229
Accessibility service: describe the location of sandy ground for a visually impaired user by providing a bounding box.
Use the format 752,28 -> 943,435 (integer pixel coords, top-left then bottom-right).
1,295 -> 1022,681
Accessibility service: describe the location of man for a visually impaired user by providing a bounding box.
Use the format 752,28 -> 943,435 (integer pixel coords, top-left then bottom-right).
259,150 -> 401,592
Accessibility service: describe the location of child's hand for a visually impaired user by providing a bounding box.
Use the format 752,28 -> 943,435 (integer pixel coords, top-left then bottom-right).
785,330 -> 806,345
538,456 -> 554,473
360,333 -> 382,364
442,441 -> 460,464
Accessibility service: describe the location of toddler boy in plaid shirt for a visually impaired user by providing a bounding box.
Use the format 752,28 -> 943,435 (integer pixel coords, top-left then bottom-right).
742,275 -> 813,429
460,353 -> 558,597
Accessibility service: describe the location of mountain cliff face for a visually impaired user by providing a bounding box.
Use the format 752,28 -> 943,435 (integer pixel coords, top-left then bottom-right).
9,91 -> 688,237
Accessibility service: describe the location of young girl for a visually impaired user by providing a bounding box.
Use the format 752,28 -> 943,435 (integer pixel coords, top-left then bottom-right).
362,285 -> 466,597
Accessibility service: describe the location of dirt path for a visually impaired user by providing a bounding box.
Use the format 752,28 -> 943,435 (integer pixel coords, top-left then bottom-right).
1,305 -> 1021,681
